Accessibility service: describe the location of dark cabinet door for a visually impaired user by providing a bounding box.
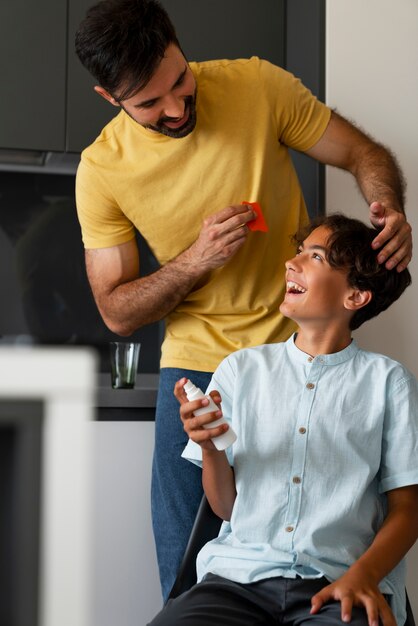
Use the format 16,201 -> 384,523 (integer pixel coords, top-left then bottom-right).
161,0 -> 285,66
0,0 -> 115,155
0,0 -> 67,151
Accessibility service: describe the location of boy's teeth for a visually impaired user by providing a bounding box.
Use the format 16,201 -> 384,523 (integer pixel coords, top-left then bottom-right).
287,281 -> 306,293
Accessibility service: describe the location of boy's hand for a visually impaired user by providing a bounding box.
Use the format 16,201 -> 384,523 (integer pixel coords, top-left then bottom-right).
310,567 -> 396,626
174,378 -> 225,450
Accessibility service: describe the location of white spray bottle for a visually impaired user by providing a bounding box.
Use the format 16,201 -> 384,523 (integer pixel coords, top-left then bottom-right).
183,379 -> 237,451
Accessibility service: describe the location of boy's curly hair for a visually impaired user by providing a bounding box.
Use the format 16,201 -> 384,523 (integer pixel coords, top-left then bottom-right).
294,213 -> 412,330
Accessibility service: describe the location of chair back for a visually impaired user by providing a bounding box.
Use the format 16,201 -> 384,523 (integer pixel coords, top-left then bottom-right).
168,495 -> 222,599
406,593 -> 416,626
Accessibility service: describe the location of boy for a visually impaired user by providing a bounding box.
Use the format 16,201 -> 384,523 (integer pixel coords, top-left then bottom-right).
149,214 -> 418,626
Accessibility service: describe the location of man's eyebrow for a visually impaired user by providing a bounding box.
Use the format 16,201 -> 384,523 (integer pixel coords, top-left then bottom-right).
172,65 -> 188,87
133,65 -> 188,109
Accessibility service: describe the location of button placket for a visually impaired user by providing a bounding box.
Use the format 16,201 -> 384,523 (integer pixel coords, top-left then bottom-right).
284,360 -> 323,541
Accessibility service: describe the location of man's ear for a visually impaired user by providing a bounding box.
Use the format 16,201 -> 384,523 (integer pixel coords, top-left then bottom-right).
344,289 -> 372,312
94,86 -> 120,107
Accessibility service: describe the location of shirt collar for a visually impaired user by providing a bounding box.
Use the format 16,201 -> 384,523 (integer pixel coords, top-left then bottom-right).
286,333 -> 359,366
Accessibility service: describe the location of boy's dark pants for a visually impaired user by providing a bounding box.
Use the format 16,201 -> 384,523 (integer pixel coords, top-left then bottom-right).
148,574 -> 380,626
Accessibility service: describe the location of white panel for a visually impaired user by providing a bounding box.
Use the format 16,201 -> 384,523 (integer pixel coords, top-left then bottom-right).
0,347 -> 97,626
41,400 -> 94,626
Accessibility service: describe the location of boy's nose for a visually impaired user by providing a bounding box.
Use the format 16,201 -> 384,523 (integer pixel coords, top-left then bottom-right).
285,257 -> 298,271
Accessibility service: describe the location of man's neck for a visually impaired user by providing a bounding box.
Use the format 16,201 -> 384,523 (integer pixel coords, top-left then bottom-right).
294,325 -> 353,358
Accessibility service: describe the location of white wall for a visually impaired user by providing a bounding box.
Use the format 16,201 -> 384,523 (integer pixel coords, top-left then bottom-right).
326,0 -> 418,617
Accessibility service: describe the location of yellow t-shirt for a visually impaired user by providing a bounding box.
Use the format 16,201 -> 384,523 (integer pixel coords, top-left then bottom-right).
76,57 -> 331,371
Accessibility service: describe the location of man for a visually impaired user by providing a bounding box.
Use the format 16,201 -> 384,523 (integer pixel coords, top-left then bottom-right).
74,0 -> 412,600
150,214 -> 418,626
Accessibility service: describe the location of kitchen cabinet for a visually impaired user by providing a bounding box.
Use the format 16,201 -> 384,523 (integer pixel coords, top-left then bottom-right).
0,0 -> 324,209
0,0 -> 68,152
0,1 -> 323,141
96,373 -> 158,421
0,0 -> 113,154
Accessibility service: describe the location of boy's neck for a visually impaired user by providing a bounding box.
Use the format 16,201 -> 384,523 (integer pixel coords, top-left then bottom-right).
294,325 -> 353,357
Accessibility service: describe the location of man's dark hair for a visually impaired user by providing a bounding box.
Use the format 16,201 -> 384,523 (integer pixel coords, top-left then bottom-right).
294,213 -> 412,330
75,0 -> 181,101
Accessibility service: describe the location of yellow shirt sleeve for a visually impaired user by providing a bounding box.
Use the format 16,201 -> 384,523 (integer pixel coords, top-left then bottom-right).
76,156 -> 136,249
258,59 -> 331,152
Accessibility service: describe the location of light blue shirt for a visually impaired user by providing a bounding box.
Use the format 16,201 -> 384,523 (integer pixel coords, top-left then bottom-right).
182,335 -> 418,625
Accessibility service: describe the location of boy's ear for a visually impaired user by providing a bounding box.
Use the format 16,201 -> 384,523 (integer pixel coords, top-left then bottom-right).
94,85 -> 120,107
344,289 -> 372,312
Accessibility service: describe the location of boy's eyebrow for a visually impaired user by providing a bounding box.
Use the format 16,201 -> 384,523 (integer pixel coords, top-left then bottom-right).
133,65 -> 188,108
299,242 -> 328,253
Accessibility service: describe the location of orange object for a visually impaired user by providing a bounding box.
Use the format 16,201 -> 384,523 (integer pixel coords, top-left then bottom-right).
242,201 -> 268,232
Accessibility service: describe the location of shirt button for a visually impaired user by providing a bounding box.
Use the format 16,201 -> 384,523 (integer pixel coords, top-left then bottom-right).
307,356 -> 313,362
299,427 -> 306,434
292,476 -> 301,484
306,382 -> 315,390
285,526 -> 294,533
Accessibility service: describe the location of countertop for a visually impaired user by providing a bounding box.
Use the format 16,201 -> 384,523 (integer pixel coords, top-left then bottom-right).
96,373 -> 159,408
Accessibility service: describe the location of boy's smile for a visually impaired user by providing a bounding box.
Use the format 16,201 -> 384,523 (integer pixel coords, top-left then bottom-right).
286,280 -> 307,295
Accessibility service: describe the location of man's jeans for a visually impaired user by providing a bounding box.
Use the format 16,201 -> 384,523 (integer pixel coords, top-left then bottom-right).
151,367 -> 213,601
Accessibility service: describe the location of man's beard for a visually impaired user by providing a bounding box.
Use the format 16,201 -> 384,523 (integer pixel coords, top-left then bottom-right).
146,94 -> 197,138
122,93 -> 197,139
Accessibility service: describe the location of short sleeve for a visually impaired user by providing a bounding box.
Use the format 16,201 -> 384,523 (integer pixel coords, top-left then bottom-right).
379,374 -> 418,493
75,159 -> 136,249
181,356 -> 237,467
258,59 -> 331,152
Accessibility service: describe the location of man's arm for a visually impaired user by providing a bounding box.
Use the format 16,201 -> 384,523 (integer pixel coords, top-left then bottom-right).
306,110 -> 412,272
310,484 -> 418,626
85,204 -> 256,336
174,379 -> 236,521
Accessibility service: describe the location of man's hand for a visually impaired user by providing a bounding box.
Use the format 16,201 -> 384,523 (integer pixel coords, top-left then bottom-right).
310,568 -> 396,626
182,204 -> 256,273
369,201 -> 412,271
305,111 -> 412,272
174,378 -> 225,450
84,204 -> 256,335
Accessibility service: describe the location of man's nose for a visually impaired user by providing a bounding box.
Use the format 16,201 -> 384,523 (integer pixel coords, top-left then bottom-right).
162,95 -> 185,119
